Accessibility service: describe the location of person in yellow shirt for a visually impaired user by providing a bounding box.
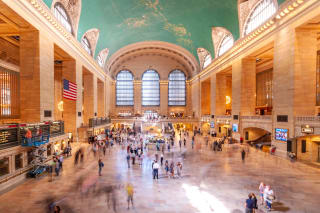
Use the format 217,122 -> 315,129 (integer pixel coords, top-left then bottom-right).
126,183 -> 134,209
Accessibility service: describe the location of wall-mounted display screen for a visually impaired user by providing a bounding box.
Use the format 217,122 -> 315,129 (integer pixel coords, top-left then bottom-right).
232,124 -> 238,132
275,128 -> 288,142
210,122 -> 215,128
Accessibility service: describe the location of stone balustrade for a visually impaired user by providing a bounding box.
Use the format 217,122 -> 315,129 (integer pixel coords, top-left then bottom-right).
240,115 -> 272,120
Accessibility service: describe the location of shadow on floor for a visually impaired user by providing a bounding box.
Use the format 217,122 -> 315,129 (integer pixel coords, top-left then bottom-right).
272,201 -> 290,212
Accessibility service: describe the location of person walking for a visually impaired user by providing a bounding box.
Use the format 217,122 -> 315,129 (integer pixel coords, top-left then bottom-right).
169,161 -> 175,179
132,152 -> 136,165
251,193 -> 258,213
126,153 -> 131,168
191,138 -> 194,149
53,206 -> 61,213
152,160 -> 160,180
165,160 -> 169,175
245,193 -> 254,213
59,155 -> 64,170
259,182 -> 265,205
264,185 -> 275,211
98,159 -> 104,176
126,183 -> 134,210
54,158 -> 60,176
183,138 -> 186,147
103,145 -> 106,156
179,139 -> 182,150
241,149 -> 246,162
176,162 -> 182,178
160,154 -> 164,166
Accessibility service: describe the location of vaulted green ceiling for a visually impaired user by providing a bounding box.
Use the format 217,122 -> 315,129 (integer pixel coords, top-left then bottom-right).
42,0 -> 286,61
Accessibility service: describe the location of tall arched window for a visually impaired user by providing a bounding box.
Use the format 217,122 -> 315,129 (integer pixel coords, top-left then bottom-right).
116,70 -> 134,106
168,70 -> 186,106
54,3 -> 73,34
81,36 -> 92,56
97,54 -> 104,67
142,70 -> 160,106
203,54 -> 212,69
218,34 -> 234,57
244,0 -> 276,35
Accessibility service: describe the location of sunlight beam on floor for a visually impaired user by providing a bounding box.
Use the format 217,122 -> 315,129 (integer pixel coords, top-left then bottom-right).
182,183 -> 229,213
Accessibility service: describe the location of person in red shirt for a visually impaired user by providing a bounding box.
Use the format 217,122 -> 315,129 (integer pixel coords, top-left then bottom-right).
25,128 -> 32,146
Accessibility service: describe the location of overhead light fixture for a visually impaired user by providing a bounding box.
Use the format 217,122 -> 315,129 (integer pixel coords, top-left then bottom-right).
276,15 -> 281,19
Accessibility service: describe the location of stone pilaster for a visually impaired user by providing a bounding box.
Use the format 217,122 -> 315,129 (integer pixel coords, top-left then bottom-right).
293,29 -> 317,116
210,74 -> 216,116
232,60 -> 242,117
216,73 -> 228,115
241,58 -> 256,116
61,60 -> 77,136
20,30 -> 54,122
97,80 -> 105,117
76,61 -> 83,128
93,75 -> 98,117
83,70 -> 94,125
201,80 -> 211,116
134,81 -> 142,115
160,81 -> 168,116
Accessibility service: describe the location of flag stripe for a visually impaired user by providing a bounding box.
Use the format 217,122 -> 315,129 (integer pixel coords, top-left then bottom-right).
63,79 -> 77,101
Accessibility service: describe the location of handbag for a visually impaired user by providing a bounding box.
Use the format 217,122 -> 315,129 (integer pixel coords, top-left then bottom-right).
267,195 -> 275,200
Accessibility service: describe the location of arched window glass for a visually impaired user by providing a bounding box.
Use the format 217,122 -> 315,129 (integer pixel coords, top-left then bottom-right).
97,54 -> 104,67
168,70 -> 186,106
244,0 -> 276,35
142,70 -> 160,106
116,70 -> 134,106
203,54 -> 212,69
218,34 -> 234,57
54,3 -> 73,34
81,37 -> 92,56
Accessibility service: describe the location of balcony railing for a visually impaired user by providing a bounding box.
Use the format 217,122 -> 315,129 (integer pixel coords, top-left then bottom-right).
295,116 -> 320,122
89,117 -> 111,128
241,115 -> 272,120
216,115 -> 232,119
0,121 -> 64,150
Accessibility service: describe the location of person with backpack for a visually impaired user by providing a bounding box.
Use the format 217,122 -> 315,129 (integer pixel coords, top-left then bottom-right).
98,159 -> 104,176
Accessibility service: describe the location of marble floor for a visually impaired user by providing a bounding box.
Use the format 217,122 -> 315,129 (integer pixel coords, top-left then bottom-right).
1,135 -> 320,213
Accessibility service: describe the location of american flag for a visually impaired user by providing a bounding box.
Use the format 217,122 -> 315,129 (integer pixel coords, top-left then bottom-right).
63,79 -> 77,101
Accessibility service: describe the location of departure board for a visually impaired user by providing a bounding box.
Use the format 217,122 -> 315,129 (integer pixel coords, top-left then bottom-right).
0,128 -> 18,144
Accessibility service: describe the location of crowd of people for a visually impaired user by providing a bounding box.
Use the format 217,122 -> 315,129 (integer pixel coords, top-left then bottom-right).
44,126 -> 283,213
245,182 -> 276,212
